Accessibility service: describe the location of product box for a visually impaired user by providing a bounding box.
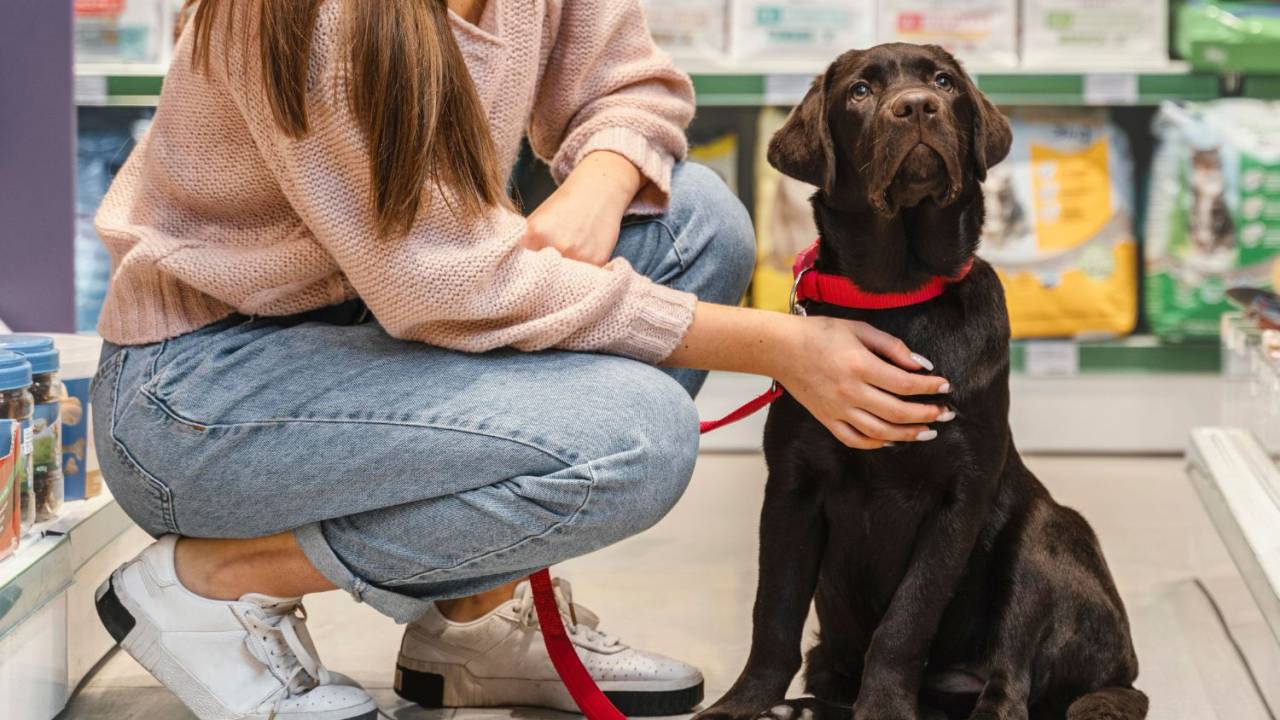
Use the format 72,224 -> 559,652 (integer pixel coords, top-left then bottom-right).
643,0 -> 730,61
979,108 -> 1139,339
1147,100 -> 1280,339
0,420 -> 20,561
1021,0 -> 1169,69
48,334 -> 104,500
876,0 -> 1018,68
74,0 -> 170,64
731,1 -> 876,60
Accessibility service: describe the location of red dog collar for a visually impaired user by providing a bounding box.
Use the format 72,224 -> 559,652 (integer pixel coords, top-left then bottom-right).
791,239 -> 974,312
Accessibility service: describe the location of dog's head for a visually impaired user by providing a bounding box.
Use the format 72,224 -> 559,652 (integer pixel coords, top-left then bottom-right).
768,43 -> 1011,217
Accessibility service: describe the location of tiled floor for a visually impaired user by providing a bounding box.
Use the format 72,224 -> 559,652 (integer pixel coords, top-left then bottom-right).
60,455 -> 1280,720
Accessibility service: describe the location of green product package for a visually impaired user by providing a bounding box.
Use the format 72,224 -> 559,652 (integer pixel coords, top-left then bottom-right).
1176,2 -> 1280,73
1146,100 -> 1280,339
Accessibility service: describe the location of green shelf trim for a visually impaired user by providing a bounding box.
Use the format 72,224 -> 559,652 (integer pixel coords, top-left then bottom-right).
1243,75 -> 1280,100
1009,338 -> 1221,375
106,74 -> 164,97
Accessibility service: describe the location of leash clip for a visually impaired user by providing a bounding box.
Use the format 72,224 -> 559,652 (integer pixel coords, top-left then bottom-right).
789,267 -> 810,317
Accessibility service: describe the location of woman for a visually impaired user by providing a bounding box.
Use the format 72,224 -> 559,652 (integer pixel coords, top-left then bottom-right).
90,2 -> 953,719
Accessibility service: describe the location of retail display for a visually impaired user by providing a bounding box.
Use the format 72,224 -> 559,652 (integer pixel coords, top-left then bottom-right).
1177,1 -> 1280,73
0,351 -> 33,536
48,334 -> 103,501
1021,0 -> 1170,68
74,0 -> 169,64
1147,100 -> 1280,339
0,336 -> 65,522
643,0 -> 730,61
876,0 -> 1018,68
0,420 -> 18,561
751,108 -> 818,312
729,0 -> 875,59
978,108 -> 1138,339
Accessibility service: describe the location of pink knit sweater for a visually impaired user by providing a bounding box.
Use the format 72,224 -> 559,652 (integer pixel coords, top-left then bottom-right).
95,0 -> 699,363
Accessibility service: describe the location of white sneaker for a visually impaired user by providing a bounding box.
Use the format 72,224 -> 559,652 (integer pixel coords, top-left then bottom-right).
394,578 -> 703,716
95,535 -> 379,720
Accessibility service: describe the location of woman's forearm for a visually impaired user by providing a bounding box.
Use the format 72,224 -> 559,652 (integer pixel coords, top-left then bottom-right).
662,302 -> 795,378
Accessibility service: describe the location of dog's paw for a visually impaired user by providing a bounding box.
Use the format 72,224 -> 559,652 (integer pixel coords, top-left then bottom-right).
694,701 -> 772,720
852,693 -> 919,720
755,698 -> 832,720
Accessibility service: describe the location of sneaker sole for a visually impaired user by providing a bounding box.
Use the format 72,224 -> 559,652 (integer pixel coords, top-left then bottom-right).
95,572 -> 379,720
395,662 -> 704,716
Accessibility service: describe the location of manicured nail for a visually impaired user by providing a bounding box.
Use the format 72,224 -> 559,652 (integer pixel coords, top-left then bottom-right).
910,353 -> 935,371
916,429 -> 939,441
937,409 -> 956,422
882,442 -> 897,448
938,382 -> 952,394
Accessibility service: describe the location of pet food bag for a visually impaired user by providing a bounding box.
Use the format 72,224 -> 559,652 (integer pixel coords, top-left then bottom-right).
643,0 -> 730,61
0,420 -> 19,561
751,108 -> 820,312
1147,100 -> 1280,339
689,133 -> 741,197
730,0 -> 876,61
1021,0 -> 1170,69
979,108 -> 1139,339
876,0 -> 1019,68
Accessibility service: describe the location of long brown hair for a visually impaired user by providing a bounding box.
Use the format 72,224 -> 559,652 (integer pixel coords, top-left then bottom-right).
188,0 -> 509,236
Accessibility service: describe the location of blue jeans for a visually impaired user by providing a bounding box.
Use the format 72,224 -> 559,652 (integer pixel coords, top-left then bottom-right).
92,164 -> 755,623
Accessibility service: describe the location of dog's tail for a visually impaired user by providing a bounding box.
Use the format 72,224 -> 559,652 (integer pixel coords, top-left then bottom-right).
1066,687 -> 1149,719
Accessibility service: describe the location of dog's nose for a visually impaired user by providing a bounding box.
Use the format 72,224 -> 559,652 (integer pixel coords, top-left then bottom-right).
891,91 -> 939,122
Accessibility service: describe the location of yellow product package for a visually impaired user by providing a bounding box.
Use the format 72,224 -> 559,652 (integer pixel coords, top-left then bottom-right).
980,108 -> 1138,338
751,108 -> 818,312
689,132 -> 739,196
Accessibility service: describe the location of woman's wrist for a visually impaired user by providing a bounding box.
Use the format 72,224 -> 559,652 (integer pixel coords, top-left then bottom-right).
570,150 -> 644,208
662,302 -> 800,380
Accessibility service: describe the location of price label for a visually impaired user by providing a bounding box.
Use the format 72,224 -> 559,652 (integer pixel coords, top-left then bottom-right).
764,74 -> 815,106
75,75 -> 108,105
1083,73 -> 1138,106
1024,341 -> 1080,377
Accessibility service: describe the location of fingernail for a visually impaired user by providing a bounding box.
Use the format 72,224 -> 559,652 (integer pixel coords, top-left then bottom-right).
938,382 -> 951,394
910,353 -> 935,371
916,429 -> 939,441
937,409 -> 956,422
882,442 -> 897,448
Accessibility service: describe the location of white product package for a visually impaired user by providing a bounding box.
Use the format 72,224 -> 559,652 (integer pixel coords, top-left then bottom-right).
730,1 -> 876,60
876,0 -> 1018,68
643,0 -> 730,61
1021,0 -> 1169,69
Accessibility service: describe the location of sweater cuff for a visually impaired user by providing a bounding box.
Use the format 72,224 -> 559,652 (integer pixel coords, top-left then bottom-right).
606,281 -> 697,364
553,127 -> 677,217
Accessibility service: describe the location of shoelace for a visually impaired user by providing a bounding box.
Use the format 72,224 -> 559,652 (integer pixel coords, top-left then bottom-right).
515,580 -> 622,650
240,602 -> 335,717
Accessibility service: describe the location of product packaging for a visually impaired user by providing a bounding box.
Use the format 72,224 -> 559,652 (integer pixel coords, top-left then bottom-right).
0,420 -> 19,561
690,133 -> 741,196
876,0 -> 1018,68
0,351 -> 34,536
1021,0 -> 1170,69
730,1 -> 876,61
643,0 -> 730,61
0,337 -> 64,522
74,0 -> 170,64
1177,2 -> 1280,74
1147,100 -> 1280,339
978,108 -> 1139,339
751,108 -> 820,312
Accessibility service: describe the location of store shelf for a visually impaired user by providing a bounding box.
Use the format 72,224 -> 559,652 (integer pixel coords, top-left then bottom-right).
1187,428 -> 1280,647
75,60 -> 1234,108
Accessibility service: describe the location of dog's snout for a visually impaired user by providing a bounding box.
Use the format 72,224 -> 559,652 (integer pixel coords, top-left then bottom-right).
890,90 -> 939,122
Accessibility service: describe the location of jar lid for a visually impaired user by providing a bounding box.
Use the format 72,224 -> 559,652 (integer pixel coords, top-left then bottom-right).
0,334 -> 60,375
0,350 -> 32,391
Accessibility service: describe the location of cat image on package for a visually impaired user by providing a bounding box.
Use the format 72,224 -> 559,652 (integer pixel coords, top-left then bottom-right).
1188,148 -> 1237,271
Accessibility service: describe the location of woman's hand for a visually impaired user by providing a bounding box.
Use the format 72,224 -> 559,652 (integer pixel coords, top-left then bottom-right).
522,151 -> 643,266
664,304 -> 952,450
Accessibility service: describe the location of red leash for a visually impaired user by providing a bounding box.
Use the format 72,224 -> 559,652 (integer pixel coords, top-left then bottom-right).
531,241 -> 974,720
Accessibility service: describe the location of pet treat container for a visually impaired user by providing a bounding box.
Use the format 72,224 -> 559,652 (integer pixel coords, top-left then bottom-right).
0,419 -> 19,560
0,350 -> 34,536
44,334 -> 103,500
0,335 -> 64,522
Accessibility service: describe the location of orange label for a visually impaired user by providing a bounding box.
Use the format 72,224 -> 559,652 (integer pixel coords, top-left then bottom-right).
75,0 -> 125,17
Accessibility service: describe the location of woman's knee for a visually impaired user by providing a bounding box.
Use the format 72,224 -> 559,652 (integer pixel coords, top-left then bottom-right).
669,163 -> 757,302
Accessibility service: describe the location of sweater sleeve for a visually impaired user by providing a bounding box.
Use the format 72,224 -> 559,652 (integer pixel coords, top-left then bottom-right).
221,6 -> 695,363
528,0 -> 696,216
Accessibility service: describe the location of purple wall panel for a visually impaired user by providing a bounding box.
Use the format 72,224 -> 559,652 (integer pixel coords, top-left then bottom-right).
0,0 -> 76,332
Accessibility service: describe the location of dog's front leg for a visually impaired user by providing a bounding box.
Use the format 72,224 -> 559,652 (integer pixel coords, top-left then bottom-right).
853,474 -> 995,720
696,478 -> 827,720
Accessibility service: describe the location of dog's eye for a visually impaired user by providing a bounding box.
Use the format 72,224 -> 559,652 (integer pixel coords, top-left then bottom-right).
850,82 -> 872,100
934,73 -> 955,91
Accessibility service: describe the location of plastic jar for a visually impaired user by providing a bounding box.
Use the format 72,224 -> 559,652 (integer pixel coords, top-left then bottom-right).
0,335 -> 64,522
0,350 -> 34,535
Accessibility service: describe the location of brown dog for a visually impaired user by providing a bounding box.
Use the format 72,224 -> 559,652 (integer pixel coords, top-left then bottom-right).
696,44 -> 1146,720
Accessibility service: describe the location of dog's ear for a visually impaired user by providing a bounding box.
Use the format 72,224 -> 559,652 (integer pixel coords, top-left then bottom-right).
942,51 -> 1011,182
767,68 -> 836,193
